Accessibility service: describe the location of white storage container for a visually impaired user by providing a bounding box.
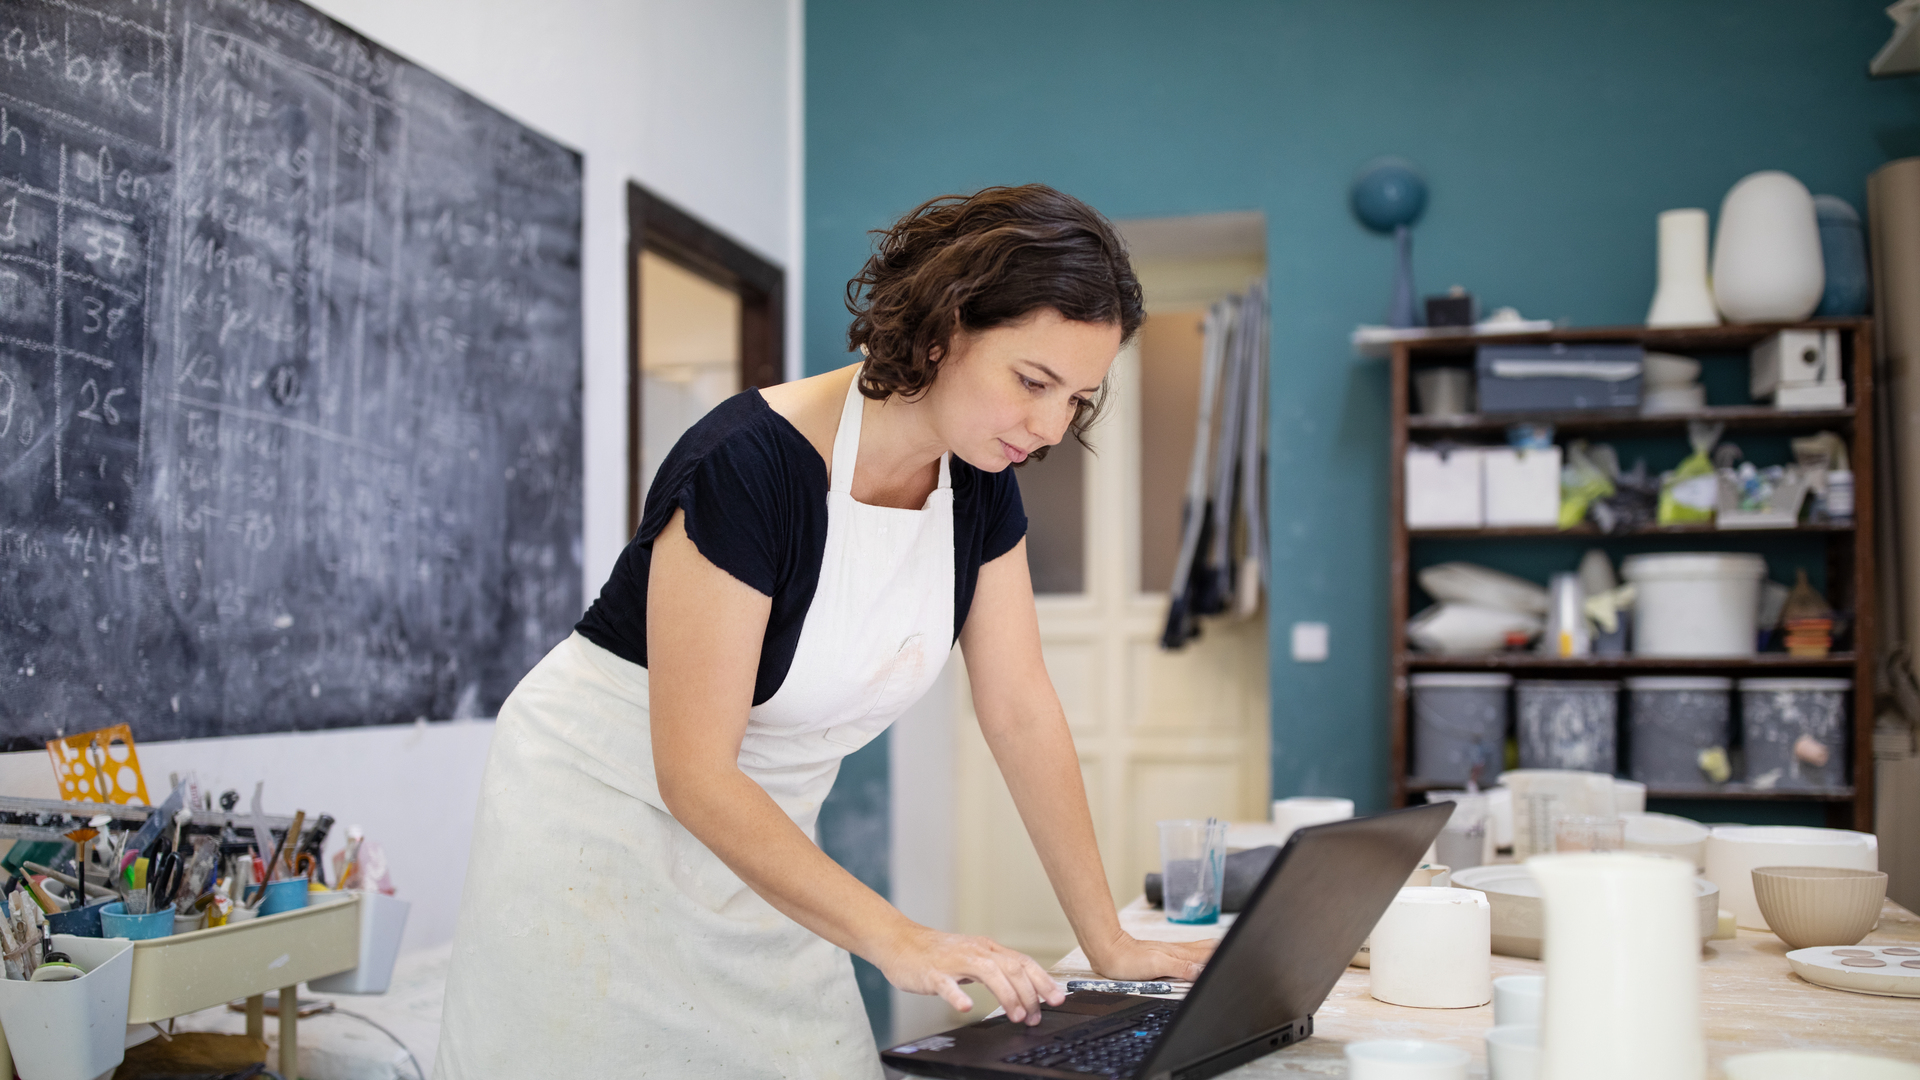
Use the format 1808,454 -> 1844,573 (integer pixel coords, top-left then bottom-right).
1406,447 -> 1484,528
1621,553 -> 1768,656
0,935 -> 134,1080
308,891 -> 411,994
1483,446 -> 1563,526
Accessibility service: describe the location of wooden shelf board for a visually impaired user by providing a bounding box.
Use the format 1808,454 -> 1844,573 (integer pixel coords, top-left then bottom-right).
1403,652 -> 1857,672
1401,777 -> 1855,802
1407,405 -> 1853,436
1396,318 -> 1872,357
1408,521 -> 1853,540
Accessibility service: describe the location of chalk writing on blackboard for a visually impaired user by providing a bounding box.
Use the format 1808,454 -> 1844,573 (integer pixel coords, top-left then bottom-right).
0,0 -> 584,748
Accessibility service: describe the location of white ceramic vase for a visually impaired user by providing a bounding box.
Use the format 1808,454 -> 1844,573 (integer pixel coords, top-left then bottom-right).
1528,852 -> 1705,1080
1711,171 -> 1824,324
1646,209 -> 1721,327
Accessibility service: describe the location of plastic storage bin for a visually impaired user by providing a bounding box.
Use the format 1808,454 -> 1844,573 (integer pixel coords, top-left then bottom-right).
1625,676 -> 1733,786
308,891 -> 410,994
1410,673 -> 1511,784
1739,678 -> 1850,790
1516,680 -> 1619,773
1622,553 -> 1768,657
0,935 -> 134,1080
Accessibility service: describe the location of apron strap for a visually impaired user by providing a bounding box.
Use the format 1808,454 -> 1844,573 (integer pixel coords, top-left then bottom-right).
832,366 -> 953,494
830,370 -> 865,494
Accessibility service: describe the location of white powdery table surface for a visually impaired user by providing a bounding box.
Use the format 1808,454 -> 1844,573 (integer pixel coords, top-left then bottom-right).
1042,896 -> 1920,1078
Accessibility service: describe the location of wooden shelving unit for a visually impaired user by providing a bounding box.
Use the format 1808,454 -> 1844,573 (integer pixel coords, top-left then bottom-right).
1388,318 -> 1877,830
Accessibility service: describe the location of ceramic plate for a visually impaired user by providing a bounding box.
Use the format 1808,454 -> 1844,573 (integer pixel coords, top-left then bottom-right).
1786,945 -> 1920,998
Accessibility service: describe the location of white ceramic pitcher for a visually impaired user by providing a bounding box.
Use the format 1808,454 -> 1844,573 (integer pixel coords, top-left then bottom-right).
1527,852 -> 1705,1080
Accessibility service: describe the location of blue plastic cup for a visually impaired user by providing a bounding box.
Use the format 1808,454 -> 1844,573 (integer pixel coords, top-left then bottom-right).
99,901 -> 174,940
47,898 -> 115,938
250,879 -> 310,916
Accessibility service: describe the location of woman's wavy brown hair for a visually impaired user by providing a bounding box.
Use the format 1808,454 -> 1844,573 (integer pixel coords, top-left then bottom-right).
845,184 -> 1144,460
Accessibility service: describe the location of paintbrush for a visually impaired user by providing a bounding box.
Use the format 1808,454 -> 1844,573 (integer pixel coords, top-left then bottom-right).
247,814 -> 297,908
62,827 -> 97,908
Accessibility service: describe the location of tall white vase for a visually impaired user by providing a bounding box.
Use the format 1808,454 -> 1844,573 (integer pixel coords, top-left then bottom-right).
1647,209 -> 1721,327
1528,852 -> 1705,1080
1712,171 -> 1825,324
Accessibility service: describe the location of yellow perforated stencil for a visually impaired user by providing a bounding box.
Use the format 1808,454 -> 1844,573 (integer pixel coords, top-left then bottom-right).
46,725 -> 151,806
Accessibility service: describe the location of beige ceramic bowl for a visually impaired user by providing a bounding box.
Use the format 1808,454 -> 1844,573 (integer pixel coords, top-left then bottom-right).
1724,1050 -> 1920,1080
1750,866 -> 1887,949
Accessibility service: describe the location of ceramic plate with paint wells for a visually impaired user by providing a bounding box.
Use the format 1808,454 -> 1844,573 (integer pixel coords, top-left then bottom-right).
1786,945 -> 1920,998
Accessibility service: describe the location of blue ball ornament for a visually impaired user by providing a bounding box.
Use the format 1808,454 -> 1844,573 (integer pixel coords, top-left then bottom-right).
1350,158 -> 1428,233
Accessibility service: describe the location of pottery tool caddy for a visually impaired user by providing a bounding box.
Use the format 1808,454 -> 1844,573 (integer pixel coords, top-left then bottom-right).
0,793 -> 395,1080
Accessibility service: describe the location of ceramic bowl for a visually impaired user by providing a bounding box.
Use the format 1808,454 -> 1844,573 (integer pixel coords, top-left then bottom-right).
1723,1050 -> 1920,1080
1705,825 -> 1877,931
1750,866 -> 1886,949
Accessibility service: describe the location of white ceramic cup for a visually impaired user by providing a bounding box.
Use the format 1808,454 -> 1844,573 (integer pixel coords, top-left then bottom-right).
1492,975 -> 1544,1027
1344,1040 -> 1470,1080
1485,1025 -> 1541,1080
1272,796 -> 1354,842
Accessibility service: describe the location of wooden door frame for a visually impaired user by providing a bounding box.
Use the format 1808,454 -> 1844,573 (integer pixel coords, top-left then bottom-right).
626,182 -> 785,535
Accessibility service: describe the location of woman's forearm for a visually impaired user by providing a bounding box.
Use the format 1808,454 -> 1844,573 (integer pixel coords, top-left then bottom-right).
659,764 -> 913,961
976,701 -> 1128,964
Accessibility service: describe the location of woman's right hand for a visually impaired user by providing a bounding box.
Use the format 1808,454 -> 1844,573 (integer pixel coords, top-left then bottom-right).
876,924 -> 1065,1025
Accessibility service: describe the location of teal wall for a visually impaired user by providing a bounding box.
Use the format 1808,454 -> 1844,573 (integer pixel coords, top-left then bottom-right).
809,0 -> 1920,1038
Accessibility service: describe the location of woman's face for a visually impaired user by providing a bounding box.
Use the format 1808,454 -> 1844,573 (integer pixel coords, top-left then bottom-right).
927,307 -> 1122,473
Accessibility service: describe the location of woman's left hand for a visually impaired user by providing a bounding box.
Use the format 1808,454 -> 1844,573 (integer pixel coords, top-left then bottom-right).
1086,934 -> 1217,982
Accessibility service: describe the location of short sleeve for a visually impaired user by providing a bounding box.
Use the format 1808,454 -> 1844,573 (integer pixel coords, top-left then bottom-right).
979,468 -> 1028,564
635,417 -> 795,597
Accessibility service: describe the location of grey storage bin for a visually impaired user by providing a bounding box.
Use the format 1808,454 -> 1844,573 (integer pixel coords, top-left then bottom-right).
1476,343 -> 1644,412
1410,673 -> 1512,784
1516,679 -> 1619,773
1739,678 -> 1850,790
1625,676 -> 1732,787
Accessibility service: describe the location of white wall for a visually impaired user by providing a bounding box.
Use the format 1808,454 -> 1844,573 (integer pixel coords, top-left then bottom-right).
0,0 -> 804,953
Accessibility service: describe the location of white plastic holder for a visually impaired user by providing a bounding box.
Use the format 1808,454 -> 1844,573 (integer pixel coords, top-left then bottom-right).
0,935 -> 135,1080
309,891 -> 411,994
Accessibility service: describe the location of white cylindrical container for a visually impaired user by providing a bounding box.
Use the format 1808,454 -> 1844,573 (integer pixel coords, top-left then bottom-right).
1622,553 -> 1768,657
1493,974 -> 1545,1026
1621,812 -> 1712,872
1486,1025 -> 1542,1080
1271,796 -> 1353,842
1529,852 -> 1706,1080
1647,209 -> 1722,327
1704,825 -> 1880,931
1712,171 -> 1825,324
1613,779 -> 1647,814
1346,1040 -> 1471,1080
1369,887 -> 1492,1008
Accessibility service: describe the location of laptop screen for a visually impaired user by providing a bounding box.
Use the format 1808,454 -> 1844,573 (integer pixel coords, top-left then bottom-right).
1138,803 -> 1452,1078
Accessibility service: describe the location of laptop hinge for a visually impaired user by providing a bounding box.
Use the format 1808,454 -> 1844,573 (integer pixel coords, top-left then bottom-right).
1144,1016 -> 1313,1080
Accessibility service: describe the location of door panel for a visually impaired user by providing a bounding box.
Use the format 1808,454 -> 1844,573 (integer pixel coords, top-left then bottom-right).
953,333 -> 1269,968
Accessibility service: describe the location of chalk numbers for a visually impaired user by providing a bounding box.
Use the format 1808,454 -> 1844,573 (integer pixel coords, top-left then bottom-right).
75,377 -> 125,424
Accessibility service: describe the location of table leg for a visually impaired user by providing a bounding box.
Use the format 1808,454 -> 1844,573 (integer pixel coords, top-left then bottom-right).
246,994 -> 265,1041
279,985 -> 297,1079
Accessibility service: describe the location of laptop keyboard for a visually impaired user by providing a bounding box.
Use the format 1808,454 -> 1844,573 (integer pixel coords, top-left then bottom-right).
1000,1002 -> 1177,1077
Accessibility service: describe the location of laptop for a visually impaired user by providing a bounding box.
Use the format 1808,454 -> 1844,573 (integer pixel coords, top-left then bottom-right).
880,802 -> 1452,1080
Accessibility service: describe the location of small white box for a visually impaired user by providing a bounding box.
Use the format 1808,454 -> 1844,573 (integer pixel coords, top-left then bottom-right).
1406,447 -> 1484,528
1483,446 -> 1563,527
1751,329 -> 1833,399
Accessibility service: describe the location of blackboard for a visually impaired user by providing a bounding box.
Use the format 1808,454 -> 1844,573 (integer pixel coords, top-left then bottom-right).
0,0 -> 584,749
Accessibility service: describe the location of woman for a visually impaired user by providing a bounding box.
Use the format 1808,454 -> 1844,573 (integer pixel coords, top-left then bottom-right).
436,185 -> 1213,1079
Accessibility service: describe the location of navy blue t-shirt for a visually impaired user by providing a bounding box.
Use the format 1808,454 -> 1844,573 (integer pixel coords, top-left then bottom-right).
575,389 -> 1028,705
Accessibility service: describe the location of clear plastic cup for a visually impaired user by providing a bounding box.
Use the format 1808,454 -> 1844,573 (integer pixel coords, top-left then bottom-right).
1159,819 -> 1227,925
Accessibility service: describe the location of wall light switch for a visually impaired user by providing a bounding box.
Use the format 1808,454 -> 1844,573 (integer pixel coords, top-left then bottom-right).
1291,622 -> 1329,663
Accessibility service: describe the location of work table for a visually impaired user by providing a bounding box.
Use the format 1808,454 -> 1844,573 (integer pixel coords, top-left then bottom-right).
1031,895 -> 1920,1077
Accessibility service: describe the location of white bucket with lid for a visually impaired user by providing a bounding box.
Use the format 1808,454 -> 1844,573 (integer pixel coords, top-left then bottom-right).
1622,553 -> 1768,656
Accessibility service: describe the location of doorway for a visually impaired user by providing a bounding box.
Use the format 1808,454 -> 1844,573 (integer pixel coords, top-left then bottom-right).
626,184 -> 785,529
940,210 -> 1272,1008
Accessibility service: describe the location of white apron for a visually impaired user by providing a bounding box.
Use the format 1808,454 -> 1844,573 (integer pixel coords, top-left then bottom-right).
435,374 -> 954,1080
